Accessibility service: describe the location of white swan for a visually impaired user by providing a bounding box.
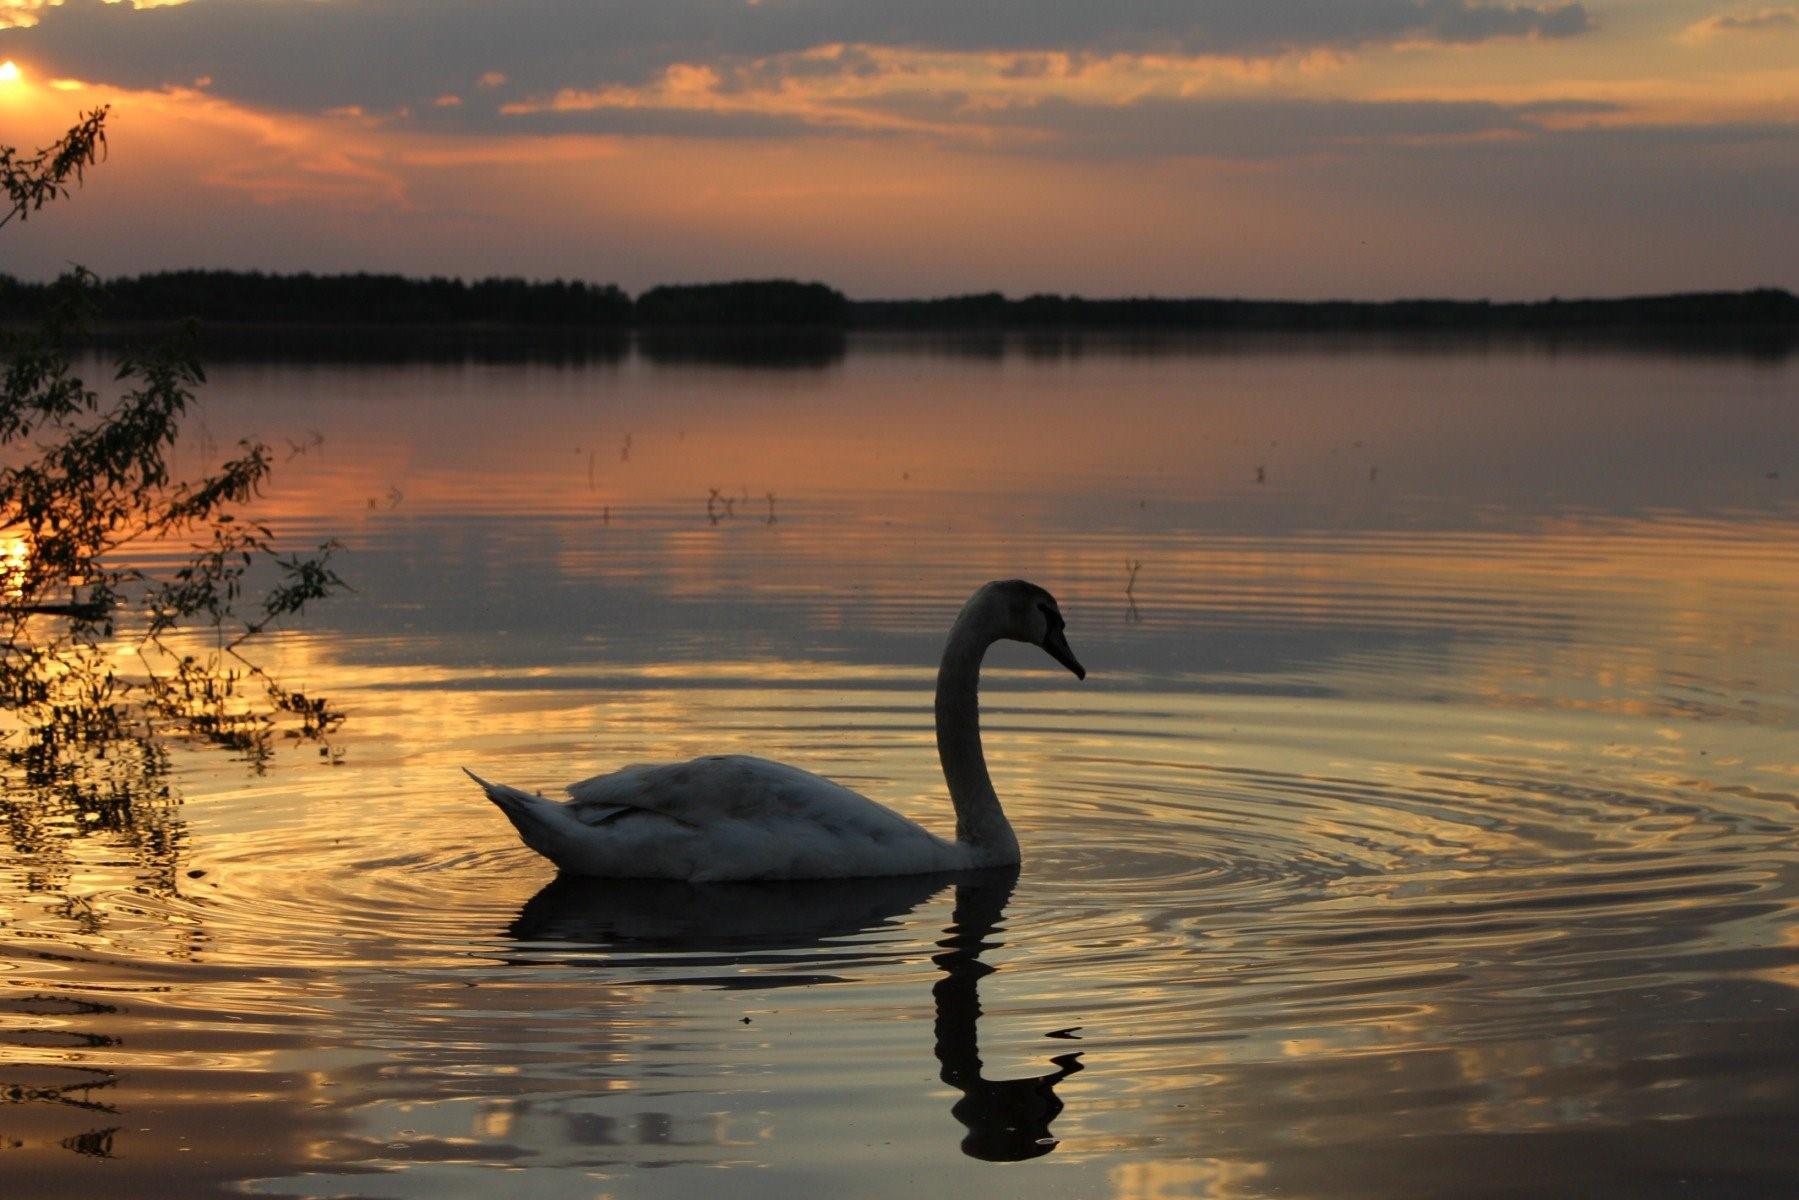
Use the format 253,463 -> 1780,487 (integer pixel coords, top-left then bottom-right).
466,579 -> 1085,881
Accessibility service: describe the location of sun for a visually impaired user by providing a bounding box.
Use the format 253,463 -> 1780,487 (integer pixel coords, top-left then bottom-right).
0,61 -> 20,85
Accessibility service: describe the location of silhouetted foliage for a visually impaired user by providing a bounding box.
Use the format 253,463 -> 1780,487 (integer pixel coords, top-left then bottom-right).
855,292 -> 1010,330
853,289 -> 1799,336
0,270 -> 635,362
0,269 -> 633,327
0,106 -> 107,230
4,266 -> 1790,358
2,112 -> 346,855
637,280 -> 849,326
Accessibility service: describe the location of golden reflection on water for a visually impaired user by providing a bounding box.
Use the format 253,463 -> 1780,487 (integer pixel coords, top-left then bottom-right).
1111,1158 -> 1271,1200
3,345 -> 1797,1197
0,531 -> 29,598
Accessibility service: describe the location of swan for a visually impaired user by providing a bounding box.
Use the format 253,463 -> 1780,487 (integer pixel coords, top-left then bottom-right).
465,579 -> 1085,881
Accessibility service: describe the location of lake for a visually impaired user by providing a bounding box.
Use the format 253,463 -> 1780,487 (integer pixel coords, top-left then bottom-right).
4,335 -> 1796,1198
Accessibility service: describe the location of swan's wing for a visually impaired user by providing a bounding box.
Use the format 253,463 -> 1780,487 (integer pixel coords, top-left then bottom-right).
564,754 -> 930,839
559,789 -> 642,828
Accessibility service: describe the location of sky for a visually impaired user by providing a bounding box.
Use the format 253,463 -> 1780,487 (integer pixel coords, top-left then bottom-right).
0,0 -> 1795,299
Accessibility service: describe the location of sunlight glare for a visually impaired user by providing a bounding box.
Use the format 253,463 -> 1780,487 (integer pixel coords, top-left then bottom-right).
0,60 -> 20,85
0,533 -> 29,599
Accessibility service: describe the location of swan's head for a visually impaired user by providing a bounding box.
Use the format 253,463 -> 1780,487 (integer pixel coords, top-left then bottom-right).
972,580 -> 1085,680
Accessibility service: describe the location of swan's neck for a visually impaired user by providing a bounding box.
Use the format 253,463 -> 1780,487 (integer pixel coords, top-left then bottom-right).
936,612 -> 1020,864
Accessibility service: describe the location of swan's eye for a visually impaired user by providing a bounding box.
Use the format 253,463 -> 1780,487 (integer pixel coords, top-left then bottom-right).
1036,602 -> 1062,631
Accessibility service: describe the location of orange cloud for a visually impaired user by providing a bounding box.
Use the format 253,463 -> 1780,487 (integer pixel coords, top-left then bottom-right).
2,10 -> 1793,298
1680,7 -> 1799,43
2,75 -> 409,215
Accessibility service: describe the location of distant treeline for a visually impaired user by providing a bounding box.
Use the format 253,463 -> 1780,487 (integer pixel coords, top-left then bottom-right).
855,288 -> 1799,335
1,270 -> 1795,339
0,270 -> 634,326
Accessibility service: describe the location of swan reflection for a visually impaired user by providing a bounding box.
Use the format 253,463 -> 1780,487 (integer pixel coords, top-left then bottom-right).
507,870 -> 948,947
506,867 -> 1081,1160
932,871 -> 1084,1161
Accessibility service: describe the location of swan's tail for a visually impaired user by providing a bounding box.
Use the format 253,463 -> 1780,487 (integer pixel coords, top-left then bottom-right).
466,768 -> 564,844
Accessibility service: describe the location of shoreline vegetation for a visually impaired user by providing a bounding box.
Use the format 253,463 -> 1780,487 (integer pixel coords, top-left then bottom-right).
2,272 -> 1794,360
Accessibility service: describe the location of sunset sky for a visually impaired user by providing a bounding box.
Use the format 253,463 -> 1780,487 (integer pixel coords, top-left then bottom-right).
1,0 -> 1795,298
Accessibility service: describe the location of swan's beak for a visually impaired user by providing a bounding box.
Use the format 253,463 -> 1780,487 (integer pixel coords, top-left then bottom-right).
1042,628 -> 1086,680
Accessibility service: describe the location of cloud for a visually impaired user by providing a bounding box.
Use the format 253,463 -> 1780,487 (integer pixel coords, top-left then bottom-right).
1681,6 -> 1799,41
1715,6 -> 1799,30
838,92 -> 1626,160
2,63 -> 1790,301
484,71 -> 1626,160
486,101 -> 845,143
0,0 -> 1594,129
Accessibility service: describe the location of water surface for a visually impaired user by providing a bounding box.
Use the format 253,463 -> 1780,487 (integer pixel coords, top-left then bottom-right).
4,337 -> 1797,1197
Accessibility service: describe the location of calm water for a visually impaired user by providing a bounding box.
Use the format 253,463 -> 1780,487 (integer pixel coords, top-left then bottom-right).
4,337 -> 1797,1198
